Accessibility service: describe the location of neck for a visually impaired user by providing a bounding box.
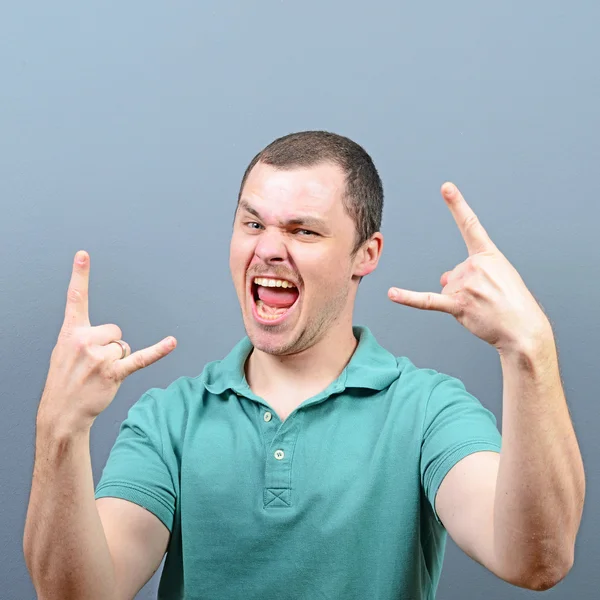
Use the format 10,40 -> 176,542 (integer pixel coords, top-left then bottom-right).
245,323 -> 359,398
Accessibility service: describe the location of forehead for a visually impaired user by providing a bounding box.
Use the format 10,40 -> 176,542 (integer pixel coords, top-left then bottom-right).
240,162 -> 346,217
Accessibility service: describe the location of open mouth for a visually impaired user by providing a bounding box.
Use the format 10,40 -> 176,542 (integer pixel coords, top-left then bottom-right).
250,276 -> 300,325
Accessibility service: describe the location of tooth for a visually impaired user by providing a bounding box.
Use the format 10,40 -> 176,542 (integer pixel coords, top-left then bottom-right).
253,277 -> 297,288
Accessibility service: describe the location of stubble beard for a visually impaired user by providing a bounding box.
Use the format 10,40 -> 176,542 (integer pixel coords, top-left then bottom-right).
245,279 -> 352,357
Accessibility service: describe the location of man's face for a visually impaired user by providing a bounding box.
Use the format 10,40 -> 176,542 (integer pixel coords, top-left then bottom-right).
229,161 -> 364,356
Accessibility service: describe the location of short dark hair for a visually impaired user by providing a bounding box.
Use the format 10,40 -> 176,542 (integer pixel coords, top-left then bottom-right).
237,131 -> 383,256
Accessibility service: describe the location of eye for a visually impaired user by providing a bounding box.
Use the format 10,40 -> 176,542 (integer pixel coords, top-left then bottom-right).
245,222 -> 263,230
294,229 -> 318,237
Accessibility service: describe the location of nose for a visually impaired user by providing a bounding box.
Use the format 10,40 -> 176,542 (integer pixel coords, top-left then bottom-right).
254,227 -> 287,264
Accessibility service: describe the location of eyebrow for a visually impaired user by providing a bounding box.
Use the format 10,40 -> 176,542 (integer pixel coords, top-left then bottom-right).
237,199 -> 330,232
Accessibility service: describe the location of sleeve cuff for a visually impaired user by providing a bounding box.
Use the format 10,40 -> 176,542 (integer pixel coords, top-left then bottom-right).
95,481 -> 175,532
427,441 -> 501,527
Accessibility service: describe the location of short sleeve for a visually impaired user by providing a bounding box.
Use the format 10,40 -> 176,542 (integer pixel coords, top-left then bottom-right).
420,375 -> 502,526
95,392 -> 177,532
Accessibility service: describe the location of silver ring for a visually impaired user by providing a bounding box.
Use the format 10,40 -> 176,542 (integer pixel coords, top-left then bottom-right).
109,339 -> 128,360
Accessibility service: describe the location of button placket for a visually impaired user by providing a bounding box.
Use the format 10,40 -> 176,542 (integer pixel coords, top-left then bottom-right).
259,406 -> 279,451
263,413 -> 302,509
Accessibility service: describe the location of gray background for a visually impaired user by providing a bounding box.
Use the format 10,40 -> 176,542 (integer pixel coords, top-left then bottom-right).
1,1 -> 598,598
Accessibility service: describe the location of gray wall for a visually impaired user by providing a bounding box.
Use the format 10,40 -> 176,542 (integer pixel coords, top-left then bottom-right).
2,1 -> 597,598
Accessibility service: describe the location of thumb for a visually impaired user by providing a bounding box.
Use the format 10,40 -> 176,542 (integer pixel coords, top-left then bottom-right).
115,336 -> 177,379
388,287 -> 456,314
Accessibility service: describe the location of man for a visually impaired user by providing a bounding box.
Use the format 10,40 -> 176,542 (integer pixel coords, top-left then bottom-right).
24,131 -> 585,599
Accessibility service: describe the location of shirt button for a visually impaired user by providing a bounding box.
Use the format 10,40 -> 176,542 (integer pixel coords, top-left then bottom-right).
264,411 -> 272,422
274,449 -> 285,460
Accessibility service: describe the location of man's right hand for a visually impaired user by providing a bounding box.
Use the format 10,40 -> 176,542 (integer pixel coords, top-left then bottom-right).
37,250 -> 177,433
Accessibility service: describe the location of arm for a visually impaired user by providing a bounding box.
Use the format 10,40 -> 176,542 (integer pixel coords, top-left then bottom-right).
24,250 -> 176,600
24,419 -> 170,600
24,421 -> 117,599
494,330 -> 584,585
97,497 -> 170,600
435,328 -> 585,590
389,183 -> 585,590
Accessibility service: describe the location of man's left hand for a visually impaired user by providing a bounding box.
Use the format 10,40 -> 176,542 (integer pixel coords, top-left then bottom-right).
388,182 -> 551,354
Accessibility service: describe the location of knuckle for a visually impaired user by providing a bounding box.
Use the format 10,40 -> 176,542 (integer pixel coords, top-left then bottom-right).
465,281 -> 483,297
57,326 -> 71,341
132,352 -> 148,371
463,213 -> 480,232
425,293 -> 435,310
104,324 -> 123,341
85,346 -> 105,366
455,294 -> 468,314
105,364 -> 123,384
58,329 -> 87,351
444,269 -> 457,284
73,334 -> 90,352
67,287 -> 85,304
468,257 -> 481,272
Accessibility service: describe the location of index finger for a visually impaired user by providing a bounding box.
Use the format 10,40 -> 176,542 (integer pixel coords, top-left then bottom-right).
441,182 -> 496,255
63,251 -> 91,329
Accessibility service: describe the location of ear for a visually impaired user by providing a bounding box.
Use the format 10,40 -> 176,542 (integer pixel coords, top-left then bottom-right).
353,232 -> 384,278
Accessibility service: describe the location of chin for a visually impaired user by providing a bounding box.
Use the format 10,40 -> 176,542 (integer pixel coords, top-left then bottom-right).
243,318 -> 298,356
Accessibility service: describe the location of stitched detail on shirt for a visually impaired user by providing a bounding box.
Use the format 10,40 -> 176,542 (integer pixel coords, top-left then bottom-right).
427,439 -> 501,493
95,480 -> 175,515
420,374 -> 449,446
264,487 -> 291,507
144,391 -> 166,462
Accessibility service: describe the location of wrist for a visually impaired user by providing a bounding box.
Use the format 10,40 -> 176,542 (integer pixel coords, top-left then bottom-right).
36,407 -> 94,442
498,325 -> 557,373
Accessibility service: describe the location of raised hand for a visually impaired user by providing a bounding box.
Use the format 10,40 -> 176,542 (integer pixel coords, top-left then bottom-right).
37,251 -> 177,433
388,183 -> 551,355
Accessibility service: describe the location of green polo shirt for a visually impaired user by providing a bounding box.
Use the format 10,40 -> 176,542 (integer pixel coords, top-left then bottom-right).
95,325 -> 502,600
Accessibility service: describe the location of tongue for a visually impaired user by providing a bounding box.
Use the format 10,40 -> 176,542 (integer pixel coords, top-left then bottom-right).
257,286 -> 299,308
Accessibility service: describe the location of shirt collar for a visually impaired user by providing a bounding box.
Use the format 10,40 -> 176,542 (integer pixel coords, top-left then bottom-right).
202,325 -> 400,397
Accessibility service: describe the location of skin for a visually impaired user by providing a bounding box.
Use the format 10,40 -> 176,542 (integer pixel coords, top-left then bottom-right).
229,161 -> 383,398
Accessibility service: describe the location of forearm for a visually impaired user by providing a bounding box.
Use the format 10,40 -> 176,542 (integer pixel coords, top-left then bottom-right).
24,418 -> 117,600
494,328 -> 585,587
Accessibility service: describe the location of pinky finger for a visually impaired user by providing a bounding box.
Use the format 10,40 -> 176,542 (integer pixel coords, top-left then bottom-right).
116,336 -> 177,379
